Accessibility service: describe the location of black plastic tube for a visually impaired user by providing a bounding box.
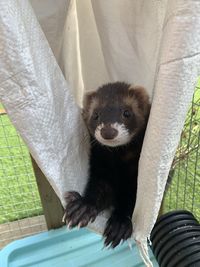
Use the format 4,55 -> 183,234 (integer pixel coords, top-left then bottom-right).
150,210 -> 200,267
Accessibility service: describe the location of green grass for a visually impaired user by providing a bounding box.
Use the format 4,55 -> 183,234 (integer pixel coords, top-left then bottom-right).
0,113 -> 43,224
163,79 -> 200,219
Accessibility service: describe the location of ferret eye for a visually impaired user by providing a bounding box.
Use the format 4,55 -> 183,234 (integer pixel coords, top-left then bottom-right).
93,112 -> 99,120
123,110 -> 131,118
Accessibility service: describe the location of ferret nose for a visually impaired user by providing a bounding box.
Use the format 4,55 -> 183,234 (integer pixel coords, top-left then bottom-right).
100,127 -> 118,140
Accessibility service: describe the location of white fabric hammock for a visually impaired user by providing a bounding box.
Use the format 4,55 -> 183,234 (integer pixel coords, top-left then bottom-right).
0,0 -> 200,266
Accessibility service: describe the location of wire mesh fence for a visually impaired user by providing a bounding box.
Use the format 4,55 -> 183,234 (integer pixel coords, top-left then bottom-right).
163,83 -> 200,220
0,82 -> 199,249
0,106 -> 46,248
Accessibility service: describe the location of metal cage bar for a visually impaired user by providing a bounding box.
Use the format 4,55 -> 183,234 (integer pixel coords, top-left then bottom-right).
163,84 -> 200,219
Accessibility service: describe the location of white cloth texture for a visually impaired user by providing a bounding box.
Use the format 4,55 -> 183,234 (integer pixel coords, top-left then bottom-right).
0,1 -> 200,266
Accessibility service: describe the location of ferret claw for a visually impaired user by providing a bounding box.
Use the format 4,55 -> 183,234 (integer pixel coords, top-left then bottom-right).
106,243 -> 112,249
62,212 -> 67,223
127,239 -> 133,250
67,221 -> 72,229
77,222 -> 82,229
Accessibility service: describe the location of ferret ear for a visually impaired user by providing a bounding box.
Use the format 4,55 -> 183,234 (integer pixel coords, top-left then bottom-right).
82,91 -> 97,119
128,86 -> 151,117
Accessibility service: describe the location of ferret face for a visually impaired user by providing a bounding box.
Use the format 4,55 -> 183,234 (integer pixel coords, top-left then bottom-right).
82,82 -> 150,147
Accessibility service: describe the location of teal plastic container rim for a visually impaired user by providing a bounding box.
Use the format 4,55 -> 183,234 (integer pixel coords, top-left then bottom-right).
0,226 -> 158,267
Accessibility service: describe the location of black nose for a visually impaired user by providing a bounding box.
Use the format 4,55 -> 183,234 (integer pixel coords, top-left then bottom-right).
100,127 -> 118,140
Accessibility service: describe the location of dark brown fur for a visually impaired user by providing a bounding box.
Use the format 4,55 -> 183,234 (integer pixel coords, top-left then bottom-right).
83,82 -> 150,139
64,82 -> 150,248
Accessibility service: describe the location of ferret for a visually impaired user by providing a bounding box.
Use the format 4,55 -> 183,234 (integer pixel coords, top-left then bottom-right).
64,82 -> 151,248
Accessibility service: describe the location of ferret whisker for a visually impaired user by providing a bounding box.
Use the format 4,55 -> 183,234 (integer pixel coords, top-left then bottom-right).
90,139 -> 98,147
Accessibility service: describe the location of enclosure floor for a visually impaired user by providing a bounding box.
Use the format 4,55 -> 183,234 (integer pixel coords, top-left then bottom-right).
0,215 -> 46,249
0,226 -> 158,267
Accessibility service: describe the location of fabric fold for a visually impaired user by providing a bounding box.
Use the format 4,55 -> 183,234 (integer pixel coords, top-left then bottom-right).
1,0 -> 200,266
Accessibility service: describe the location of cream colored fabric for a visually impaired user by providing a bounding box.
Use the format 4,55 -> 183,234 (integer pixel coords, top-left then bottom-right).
0,1 -> 200,266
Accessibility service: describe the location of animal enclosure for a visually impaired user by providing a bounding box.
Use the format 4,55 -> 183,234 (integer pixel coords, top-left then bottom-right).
163,82 -> 200,219
0,81 -> 199,249
0,107 -> 46,248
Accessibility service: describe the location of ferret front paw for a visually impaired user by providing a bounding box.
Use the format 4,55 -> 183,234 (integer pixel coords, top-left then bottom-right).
103,214 -> 133,248
63,191 -> 98,228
